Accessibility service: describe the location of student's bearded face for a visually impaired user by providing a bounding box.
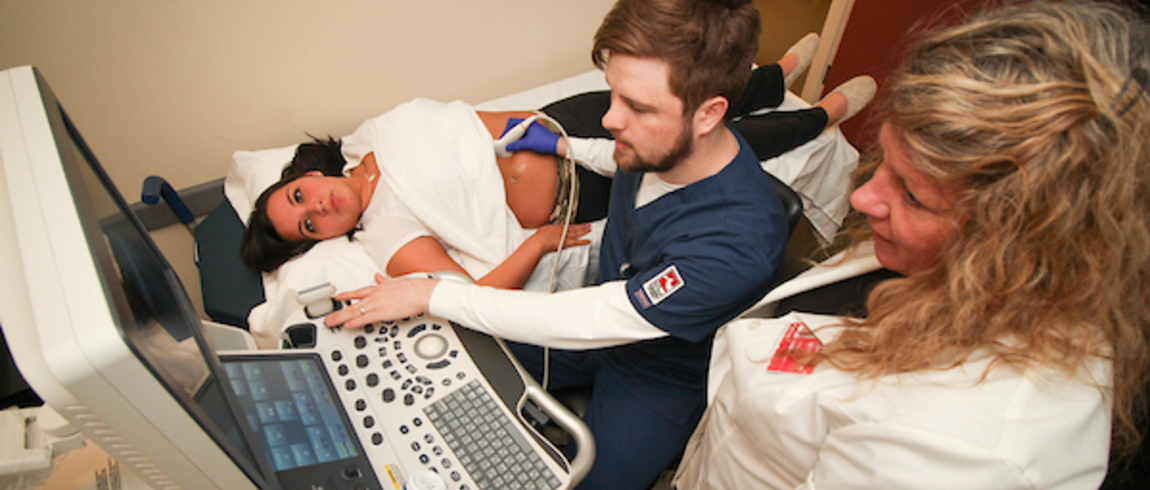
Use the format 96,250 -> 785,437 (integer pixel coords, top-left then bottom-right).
602,54 -> 695,173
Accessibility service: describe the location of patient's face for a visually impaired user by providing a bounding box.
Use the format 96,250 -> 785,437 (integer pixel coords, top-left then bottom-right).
601,54 -> 693,173
267,172 -> 364,241
850,124 -> 962,276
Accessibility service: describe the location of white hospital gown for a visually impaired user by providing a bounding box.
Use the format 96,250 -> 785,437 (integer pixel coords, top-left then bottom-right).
340,98 -> 600,290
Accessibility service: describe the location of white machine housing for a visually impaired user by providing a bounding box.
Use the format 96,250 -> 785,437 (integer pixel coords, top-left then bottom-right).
0,65 -> 272,490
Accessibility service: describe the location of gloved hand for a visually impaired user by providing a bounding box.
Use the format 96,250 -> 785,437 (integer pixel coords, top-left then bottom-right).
501,117 -> 560,155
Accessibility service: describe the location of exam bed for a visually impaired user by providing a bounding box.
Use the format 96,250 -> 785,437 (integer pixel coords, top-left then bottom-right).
144,69 -> 860,348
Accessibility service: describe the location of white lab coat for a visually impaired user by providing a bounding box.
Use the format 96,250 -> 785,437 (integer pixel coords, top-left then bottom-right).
672,251 -> 1112,490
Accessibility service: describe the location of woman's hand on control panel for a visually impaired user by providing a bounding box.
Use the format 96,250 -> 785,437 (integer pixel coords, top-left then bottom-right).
324,273 -> 437,330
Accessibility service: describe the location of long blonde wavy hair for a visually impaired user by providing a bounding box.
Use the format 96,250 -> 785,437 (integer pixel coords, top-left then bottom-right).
822,0 -> 1150,455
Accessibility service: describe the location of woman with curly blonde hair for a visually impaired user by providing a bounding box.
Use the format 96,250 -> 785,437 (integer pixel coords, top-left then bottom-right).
673,1 -> 1150,488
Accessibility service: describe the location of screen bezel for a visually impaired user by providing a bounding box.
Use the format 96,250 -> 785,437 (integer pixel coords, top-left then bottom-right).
220,351 -> 382,490
33,68 -> 279,490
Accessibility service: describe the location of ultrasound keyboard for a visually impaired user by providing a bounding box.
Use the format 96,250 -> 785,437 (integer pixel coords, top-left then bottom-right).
427,381 -> 562,489
224,280 -> 593,490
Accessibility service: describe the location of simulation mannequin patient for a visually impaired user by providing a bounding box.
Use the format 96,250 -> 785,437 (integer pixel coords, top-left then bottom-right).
241,31 -> 873,297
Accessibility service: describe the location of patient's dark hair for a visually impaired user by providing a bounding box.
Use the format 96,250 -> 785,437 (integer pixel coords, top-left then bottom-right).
240,136 -> 352,273
281,134 -> 346,180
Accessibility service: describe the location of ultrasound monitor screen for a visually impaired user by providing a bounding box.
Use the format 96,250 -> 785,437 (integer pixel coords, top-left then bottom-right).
222,355 -> 360,472
47,87 -> 273,488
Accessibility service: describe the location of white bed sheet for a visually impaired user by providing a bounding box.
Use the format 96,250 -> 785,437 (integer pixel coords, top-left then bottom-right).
227,70 -> 857,349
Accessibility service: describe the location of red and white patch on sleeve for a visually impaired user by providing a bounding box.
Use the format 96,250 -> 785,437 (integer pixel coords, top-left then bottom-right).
640,265 -> 684,306
767,321 -> 823,374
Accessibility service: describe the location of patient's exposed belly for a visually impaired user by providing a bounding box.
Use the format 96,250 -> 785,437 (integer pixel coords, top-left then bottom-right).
477,111 -> 559,229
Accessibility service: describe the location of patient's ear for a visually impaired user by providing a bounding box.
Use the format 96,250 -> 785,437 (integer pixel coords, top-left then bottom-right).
694,95 -> 729,137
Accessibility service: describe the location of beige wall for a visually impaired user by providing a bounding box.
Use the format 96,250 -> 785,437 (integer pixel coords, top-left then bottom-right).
0,1 -> 617,196
0,1 -> 832,320
0,1 -> 837,197
1,1 -> 616,318
754,0 -> 834,93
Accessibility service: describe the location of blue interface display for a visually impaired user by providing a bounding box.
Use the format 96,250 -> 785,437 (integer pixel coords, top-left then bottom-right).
224,357 -> 359,472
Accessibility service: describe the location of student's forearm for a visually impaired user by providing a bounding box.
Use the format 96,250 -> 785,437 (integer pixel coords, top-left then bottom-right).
567,137 -> 617,177
556,137 -> 568,158
429,280 -> 667,349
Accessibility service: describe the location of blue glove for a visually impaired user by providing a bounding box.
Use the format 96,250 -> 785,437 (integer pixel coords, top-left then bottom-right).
501,117 -> 560,155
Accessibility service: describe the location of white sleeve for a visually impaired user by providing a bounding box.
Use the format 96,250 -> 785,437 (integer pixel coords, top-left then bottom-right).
358,215 -> 430,276
427,280 -> 667,349
567,137 -> 617,177
357,187 -> 433,275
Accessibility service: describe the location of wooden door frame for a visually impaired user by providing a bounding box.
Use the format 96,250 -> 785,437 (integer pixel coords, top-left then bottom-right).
799,0 -> 856,103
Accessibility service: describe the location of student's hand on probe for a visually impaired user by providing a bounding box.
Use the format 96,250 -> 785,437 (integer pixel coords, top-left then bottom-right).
502,117 -> 562,155
325,273 -> 436,330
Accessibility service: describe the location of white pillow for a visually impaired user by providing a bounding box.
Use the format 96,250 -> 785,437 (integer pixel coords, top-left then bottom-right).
224,141 -> 383,348
247,238 -> 378,349
224,144 -> 298,223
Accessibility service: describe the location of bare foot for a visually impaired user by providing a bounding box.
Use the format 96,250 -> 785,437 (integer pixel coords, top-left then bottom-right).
778,53 -> 799,79
816,75 -> 877,128
817,92 -> 848,126
781,33 -> 819,89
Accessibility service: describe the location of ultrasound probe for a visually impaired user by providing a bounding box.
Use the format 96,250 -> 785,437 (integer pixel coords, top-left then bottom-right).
493,115 -> 539,157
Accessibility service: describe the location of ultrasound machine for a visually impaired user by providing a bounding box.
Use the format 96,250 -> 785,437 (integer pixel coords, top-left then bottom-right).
0,65 -> 593,490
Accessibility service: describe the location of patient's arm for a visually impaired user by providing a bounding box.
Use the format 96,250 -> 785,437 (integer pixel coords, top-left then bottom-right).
386,224 -> 592,289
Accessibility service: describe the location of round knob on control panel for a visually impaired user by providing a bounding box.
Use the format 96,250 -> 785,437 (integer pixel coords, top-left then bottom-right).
414,334 -> 448,360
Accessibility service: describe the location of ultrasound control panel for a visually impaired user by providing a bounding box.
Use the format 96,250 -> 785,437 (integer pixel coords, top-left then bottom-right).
230,285 -> 593,490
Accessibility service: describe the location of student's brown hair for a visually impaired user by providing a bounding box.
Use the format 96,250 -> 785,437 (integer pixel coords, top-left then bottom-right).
592,0 -> 760,115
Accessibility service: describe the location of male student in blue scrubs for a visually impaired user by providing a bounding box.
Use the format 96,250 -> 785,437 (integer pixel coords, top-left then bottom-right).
324,0 -> 867,487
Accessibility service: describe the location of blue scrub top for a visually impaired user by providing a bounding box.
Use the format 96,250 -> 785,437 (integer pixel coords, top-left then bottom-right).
594,130 -> 787,421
